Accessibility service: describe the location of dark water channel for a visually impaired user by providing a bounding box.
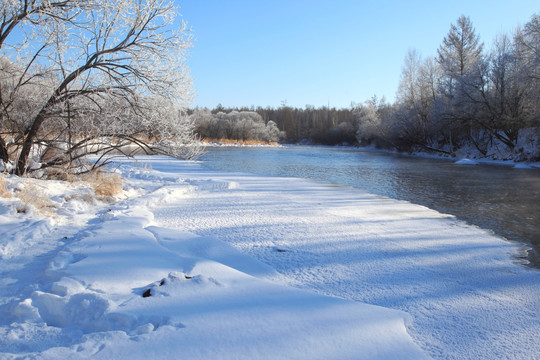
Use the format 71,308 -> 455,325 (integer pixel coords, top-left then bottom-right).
199,146 -> 540,268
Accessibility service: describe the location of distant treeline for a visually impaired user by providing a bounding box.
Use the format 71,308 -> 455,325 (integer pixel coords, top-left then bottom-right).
189,105 -> 358,145
190,13 -> 540,160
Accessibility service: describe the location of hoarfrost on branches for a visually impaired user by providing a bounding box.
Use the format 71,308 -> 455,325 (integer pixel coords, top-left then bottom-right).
0,0 -> 199,176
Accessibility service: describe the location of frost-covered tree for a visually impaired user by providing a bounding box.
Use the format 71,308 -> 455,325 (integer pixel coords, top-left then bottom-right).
437,15 -> 484,84
192,110 -> 284,143
395,49 -> 433,146
518,13 -> 540,120
354,97 -> 396,147
362,12 -> 538,159
397,48 -> 423,107
0,0 -> 196,176
477,34 -> 527,148
436,15 -> 484,146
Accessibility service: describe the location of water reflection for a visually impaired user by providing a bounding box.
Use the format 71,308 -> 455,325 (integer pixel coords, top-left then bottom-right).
200,146 -> 540,268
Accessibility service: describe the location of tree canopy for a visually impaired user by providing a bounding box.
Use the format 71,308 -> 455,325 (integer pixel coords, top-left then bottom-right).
0,0 -> 197,176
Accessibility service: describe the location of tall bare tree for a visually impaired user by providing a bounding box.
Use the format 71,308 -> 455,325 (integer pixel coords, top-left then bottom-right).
438,15 -> 484,81
436,15 -> 484,146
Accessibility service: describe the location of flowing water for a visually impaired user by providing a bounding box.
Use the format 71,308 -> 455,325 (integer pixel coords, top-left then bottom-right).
199,146 -> 540,268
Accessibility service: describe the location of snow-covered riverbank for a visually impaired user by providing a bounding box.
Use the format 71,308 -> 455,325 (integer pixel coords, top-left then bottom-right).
1,157 -> 539,359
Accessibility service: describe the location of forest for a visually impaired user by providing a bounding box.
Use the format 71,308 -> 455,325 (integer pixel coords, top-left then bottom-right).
192,14 -> 540,161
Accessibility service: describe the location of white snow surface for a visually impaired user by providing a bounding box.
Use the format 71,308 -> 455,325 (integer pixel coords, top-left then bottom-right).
454,158 -> 479,165
1,156 -> 539,359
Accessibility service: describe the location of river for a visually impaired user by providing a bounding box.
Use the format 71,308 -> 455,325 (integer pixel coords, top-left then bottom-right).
199,146 -> 540,268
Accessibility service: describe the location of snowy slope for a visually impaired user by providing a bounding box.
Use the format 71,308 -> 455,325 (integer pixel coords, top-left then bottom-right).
144,157 -> 540,359
0,162 -> 427,359
1,156 -> 539,359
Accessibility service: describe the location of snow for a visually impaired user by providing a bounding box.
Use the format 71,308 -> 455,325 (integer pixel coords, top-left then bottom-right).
454,158 -> 479,165
1,156 -> 540,359
513,162 -> 532,169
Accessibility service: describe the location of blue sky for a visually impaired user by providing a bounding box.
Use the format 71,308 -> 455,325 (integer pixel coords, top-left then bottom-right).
179,1 -> 539,109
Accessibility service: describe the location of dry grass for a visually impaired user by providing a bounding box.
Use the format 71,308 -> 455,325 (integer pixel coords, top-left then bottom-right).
203,138 -> 279,146
79,170 -> 124,200
0,175 -> 10,198
0,168 -> 124,218
1,173 -> 56,215
43,168 -> 71,181
15,184 -> 55,216
45,167 -> 124,201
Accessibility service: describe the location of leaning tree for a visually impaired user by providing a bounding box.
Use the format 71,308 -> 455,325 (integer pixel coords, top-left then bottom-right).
0,0 -> 197,176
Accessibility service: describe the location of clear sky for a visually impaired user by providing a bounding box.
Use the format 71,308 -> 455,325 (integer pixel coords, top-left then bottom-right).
179,0 -> 539,109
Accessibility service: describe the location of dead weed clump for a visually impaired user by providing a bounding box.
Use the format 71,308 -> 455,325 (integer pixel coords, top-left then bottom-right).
1,174 -> 56,216
0,175 -> 10,198
15,184 -> 55,216
80,170 -> 124,201
2,168 -> 124,217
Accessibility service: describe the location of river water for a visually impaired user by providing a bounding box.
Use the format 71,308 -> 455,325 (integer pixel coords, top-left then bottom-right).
199,146 -> 540,268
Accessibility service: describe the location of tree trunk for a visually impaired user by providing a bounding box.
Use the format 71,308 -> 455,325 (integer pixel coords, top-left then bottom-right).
0,137 -> 8,163
0,82 -> 8,163
15,112 -> 46,175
